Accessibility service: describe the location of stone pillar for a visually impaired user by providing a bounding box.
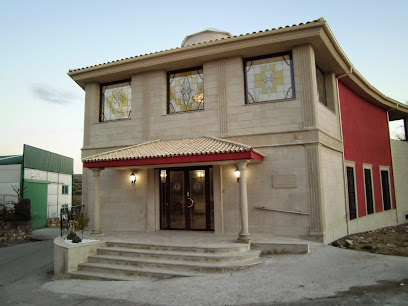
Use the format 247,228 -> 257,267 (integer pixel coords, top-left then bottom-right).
91,168 -> 104,234
404,117 -> 408,141
305,144 -> 325,241
237,160 -> 250,242
83,82 -> 100,148
292,44 -> 318,128
146,169 -> 155,231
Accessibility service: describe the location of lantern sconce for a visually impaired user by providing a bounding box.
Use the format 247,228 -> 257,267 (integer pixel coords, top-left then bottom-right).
197,170 -> 205,178
160,170 -> 167,183
130,172 -> 136,186
234,168 -> 240,183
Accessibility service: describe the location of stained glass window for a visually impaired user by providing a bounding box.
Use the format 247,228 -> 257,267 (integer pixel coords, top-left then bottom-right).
101,81 -> 131,121
245,53 -> 294,104
316,66 -> 327,106
168,68 -> 204,113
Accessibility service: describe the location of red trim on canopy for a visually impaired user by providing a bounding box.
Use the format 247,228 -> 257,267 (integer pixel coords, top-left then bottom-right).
83,151 -> 263,168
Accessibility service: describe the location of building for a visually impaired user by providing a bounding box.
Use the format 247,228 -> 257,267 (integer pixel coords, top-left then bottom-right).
68,18 -> 408,244
0,145 -> 73,229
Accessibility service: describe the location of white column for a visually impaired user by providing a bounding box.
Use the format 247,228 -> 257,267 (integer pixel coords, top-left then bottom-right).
91,168 -> 104,234
237,160 -> 250,242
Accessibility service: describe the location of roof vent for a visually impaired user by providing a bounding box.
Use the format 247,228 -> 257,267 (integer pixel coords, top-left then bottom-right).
182,28 -> 231,47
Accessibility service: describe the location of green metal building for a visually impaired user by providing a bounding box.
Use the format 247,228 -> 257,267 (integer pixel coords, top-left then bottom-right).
0,145 -> 73,230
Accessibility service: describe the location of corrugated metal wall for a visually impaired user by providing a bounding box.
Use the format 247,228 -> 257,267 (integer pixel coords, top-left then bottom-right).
23,144 -> 73,175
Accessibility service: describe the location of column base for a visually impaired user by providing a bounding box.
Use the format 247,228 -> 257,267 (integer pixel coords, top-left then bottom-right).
91,229 -> 102,235
237,233 -> 251,242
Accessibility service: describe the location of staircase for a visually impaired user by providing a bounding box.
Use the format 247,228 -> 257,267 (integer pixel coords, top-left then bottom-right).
69,241 -> 263,281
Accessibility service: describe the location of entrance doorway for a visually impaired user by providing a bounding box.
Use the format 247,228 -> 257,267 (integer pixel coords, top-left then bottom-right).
159,167 -> 214,231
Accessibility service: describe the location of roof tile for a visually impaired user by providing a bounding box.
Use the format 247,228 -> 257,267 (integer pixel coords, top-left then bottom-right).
69,18 -> 323,73
83,136 -> 264,163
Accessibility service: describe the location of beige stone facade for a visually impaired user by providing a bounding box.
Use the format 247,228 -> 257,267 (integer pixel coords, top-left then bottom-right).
391,140 -> 408,224
70,18 -> 408,244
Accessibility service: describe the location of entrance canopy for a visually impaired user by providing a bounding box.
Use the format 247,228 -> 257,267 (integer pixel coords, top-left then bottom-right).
83,136 -> 264,168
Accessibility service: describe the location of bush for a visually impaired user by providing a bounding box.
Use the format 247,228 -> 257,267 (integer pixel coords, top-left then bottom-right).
14,199 -> 31,221
0,205 -> 13,221
0,199 -> 31,222
72,236 -> 81,243
67,230 -> 77,240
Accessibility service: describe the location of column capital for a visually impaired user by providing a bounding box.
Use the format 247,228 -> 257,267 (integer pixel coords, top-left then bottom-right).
237,160 -> 250,170
91,167 -> 104,177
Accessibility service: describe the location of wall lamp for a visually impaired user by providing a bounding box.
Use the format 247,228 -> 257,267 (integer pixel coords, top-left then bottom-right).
130,172 -> 136,186
160,170 -> 167,183
234,168 -> 240,183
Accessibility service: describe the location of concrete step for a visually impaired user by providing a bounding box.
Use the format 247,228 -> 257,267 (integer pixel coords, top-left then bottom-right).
76,262 -> 203,279
97,247 -> 261,262
69,240 -> 264,281
68,270 -> 142,281
105,241 -> 249,254
86,254 -> 264,273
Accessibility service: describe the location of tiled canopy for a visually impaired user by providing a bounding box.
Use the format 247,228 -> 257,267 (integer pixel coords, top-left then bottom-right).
83,136 -> 264,168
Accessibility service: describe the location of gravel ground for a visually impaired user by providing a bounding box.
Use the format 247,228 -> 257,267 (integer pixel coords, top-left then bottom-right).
1,228 -> 408,305
332,224 -> 408,257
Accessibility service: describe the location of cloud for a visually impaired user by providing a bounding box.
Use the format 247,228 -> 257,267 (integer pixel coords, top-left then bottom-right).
32,84 -> 78,105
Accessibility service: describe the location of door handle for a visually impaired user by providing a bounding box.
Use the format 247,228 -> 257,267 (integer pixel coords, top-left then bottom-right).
187,197 -> 194,208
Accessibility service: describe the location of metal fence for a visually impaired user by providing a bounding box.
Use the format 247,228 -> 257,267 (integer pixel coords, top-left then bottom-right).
48,203 -> 69,218
0,194 -> 18,206
60,204 -> 85,236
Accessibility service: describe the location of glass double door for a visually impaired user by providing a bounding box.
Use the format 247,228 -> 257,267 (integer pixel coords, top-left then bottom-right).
160,167 -> 213,231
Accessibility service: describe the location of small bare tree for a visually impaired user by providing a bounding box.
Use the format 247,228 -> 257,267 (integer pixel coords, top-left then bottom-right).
11,185 -> 26,201
393,125 -> 406,141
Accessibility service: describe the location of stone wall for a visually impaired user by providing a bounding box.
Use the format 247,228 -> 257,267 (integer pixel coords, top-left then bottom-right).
0,221 -> 32,243
391,140 -> 408,224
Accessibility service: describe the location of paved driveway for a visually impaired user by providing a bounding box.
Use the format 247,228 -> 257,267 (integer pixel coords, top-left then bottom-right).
0,229 -> 407,305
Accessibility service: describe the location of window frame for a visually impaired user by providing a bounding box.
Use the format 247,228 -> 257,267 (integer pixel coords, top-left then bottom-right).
345,161 -> 358,220
62,185 -> 69,195
379,166 -> 392,211
243,51 -> 296,105
167,66 -> 204,114
316,65 -> 327,107
99,79 -> 132,122
362,164 -> 375,215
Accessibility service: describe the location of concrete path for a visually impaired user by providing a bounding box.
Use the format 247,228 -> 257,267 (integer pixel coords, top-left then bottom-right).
31,227 -> 60,240
0,229 -> 407,305
0,228 -> 59,287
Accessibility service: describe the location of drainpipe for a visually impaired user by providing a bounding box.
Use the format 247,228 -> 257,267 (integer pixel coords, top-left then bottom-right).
57,173 -> 59,219
404,117 -> 408,141
387,111 -> 400,224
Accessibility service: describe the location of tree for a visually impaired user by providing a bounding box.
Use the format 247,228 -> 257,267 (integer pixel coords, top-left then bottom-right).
74,213 -> 89,240
11,185 -> 26,201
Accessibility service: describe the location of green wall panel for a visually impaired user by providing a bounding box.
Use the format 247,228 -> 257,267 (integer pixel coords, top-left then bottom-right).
24,181 -> 48,230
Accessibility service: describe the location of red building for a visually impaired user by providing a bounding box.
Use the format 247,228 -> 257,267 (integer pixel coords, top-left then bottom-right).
340,81 -> 400,232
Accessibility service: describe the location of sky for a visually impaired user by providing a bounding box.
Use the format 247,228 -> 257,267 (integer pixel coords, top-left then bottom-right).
0,0 -> 407,174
